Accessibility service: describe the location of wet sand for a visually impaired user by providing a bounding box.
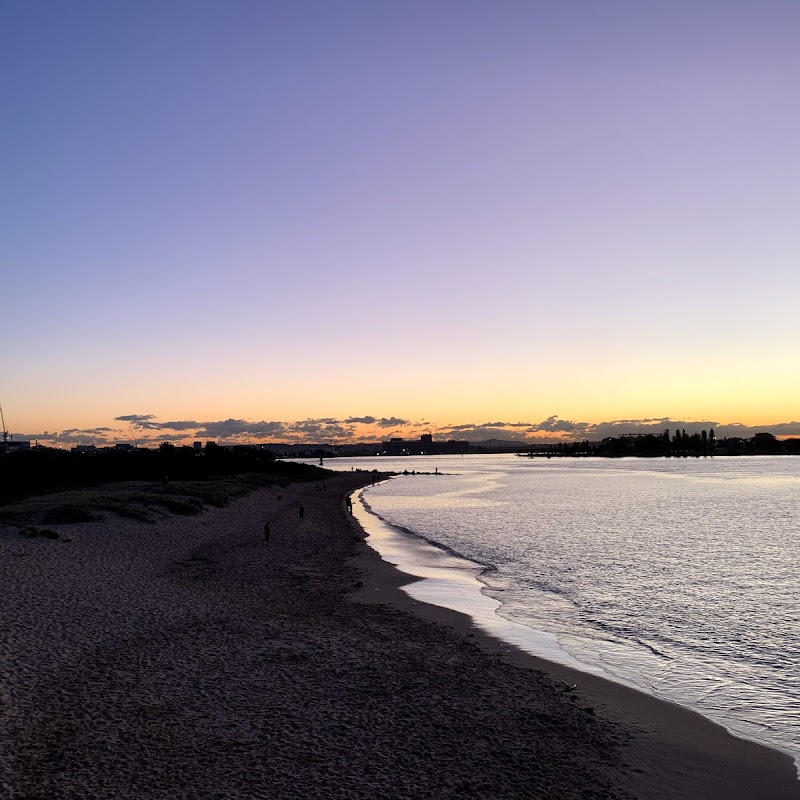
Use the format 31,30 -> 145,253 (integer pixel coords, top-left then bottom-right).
1,472 -> 797,798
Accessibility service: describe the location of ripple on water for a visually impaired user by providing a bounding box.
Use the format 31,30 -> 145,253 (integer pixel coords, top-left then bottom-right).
337,454 -> 800,768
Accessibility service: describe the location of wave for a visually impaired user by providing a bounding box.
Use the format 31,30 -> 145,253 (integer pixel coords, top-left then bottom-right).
525,579 -> 574,600
360,491 -> 499,574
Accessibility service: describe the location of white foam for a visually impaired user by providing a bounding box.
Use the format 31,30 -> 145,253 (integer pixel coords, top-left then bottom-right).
352,488 -> 623,682
352,482 -> 800,778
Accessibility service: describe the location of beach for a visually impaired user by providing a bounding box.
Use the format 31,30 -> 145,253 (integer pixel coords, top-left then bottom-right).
1,472 -> 797,799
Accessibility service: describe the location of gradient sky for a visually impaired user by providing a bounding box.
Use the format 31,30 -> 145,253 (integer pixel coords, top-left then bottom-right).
2,1 -> 799,445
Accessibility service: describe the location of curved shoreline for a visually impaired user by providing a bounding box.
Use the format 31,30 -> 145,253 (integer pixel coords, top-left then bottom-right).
2,473 -> 797,798
350,482 -> 800,797
353,487 -> 623,681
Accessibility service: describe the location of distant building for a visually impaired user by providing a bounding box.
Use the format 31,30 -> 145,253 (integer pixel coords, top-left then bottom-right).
1,440 -> 31,453
381,435 -> 468,456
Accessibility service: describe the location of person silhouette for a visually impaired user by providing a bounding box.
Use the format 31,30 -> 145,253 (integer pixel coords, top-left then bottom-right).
263,521 -> 271,544
298,504 -> 305,524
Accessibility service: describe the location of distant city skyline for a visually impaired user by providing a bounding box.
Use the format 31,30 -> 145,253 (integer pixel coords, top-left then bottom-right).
6,410 -> 800,449
3,2 -> 798,444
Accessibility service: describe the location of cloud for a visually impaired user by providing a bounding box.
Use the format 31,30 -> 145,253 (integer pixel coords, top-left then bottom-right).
345,416 -> 409,428
584,419 -> 714,439
709,421 -> 800,439
436,421 -> 530,438
524,418 -> 800,441
434,423 -> 530,442
21,412 -> 800,450
21,427 -> 118,445
115,414 -> 158,428
760,421 -> 800,435
112,416 -> 293,439
532,415 -> 584,433
156,420 -> 209,431
376,417 -> 409,428
435,416 -> 800,443
287,419 -> 353,440
110,413 -> 419,443
197,419 -> 292,440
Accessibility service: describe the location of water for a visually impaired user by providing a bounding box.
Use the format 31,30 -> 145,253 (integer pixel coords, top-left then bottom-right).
308,454 -> 800,766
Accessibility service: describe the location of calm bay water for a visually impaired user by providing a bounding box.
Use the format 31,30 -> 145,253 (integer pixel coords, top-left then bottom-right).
310,454 -> 800,765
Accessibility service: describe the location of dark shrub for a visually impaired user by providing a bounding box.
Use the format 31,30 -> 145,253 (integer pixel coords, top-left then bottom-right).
156,497 -> 203,516
41,505 -> 102,524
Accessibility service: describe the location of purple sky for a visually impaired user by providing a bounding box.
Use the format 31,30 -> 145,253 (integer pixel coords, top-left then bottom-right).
2,1 -> 798,445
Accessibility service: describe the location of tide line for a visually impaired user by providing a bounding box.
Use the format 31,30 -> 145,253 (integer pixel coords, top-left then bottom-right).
352,486 -> 627,684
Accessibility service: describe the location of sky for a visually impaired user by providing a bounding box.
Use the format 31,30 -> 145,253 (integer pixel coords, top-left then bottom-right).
2,1 -> 799,447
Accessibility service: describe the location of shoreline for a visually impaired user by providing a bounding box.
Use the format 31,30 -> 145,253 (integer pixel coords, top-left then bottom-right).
2,473 -> 798,798
351,481 -> 800,775
347,483 -> 800,799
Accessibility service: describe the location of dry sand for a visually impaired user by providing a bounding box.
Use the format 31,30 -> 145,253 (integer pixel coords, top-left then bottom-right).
1,472 -> 797,799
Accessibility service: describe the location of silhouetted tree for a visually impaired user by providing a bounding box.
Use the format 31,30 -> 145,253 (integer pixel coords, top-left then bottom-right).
751,432 -> 780,452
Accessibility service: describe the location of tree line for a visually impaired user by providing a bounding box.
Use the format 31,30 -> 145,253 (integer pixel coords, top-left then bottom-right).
537,430 -> 800,457
0,445 -> 327,504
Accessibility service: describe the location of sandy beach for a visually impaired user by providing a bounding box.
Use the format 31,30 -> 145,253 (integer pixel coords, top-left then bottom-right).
1,472 -> 797,799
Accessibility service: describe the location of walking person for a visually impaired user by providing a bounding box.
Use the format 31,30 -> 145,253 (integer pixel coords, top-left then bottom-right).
345,495 -> 353,515
263,521 -> 271,545
298,504 -> 305,524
